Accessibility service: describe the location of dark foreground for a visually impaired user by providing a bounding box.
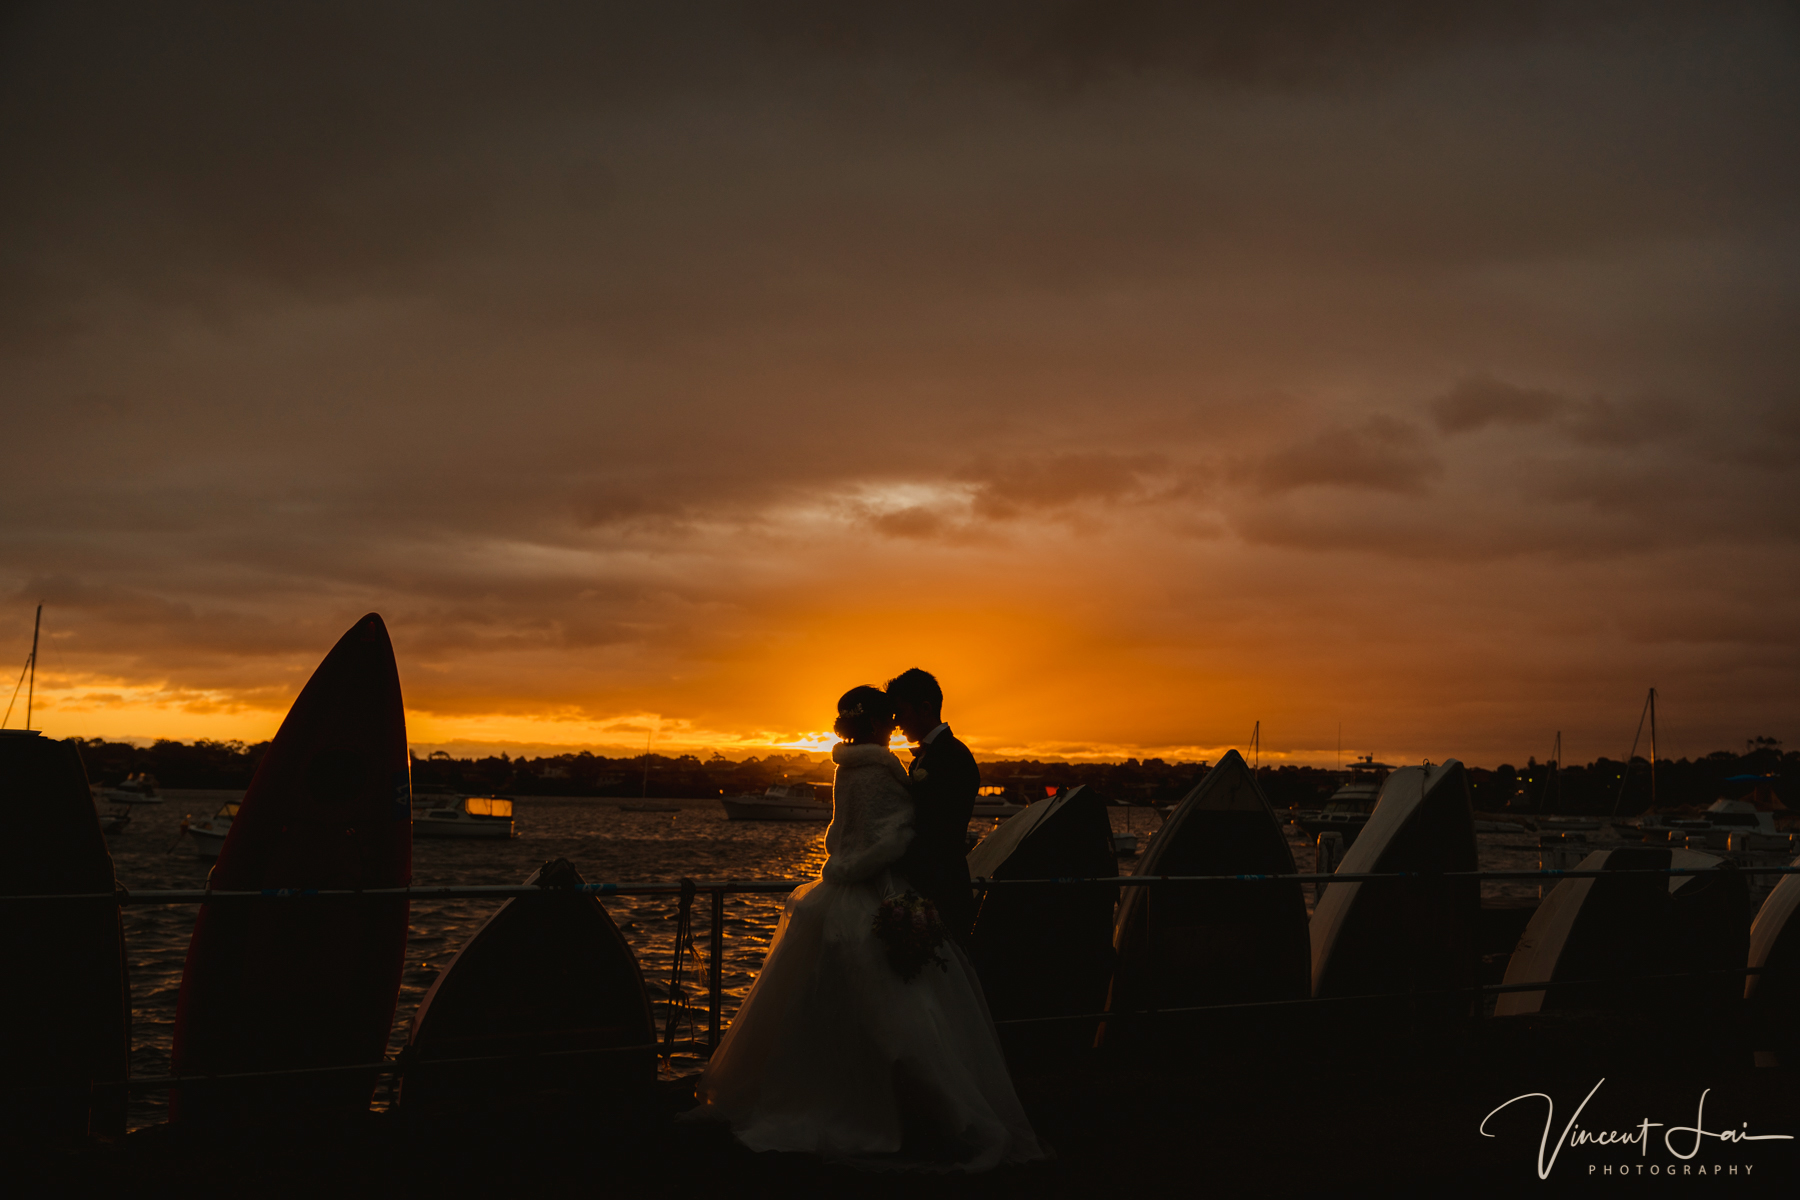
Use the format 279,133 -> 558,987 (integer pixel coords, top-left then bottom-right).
19,1020 -> 1800,1200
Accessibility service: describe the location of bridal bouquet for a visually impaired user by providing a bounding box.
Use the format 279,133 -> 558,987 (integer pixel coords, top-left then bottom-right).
873,890 -> 950,982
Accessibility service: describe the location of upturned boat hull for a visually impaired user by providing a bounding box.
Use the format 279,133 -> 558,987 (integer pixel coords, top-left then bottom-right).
1497,846 -> 1749,1028
0,733 -> 130,1144
1105,749 -> 1309,1052
967,785 -> 1119,1059
1309,761 -> 1481,1017
401,859 -> 655,1120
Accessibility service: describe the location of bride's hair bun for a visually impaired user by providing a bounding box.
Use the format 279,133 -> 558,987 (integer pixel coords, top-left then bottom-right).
834,685 -> 892,743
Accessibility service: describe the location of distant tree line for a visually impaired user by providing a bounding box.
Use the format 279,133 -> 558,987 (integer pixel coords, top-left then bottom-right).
408,748 -> 827,799
65,737 -> 1796,815
74,737 -> 274,790
1465,745 -> 1797,816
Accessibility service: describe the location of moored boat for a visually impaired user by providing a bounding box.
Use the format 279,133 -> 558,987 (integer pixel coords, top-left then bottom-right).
719,782 -> 831,821
1624,798 -> 1784,846
180,799 -> 240,858
1536,815 -> 1602,832
96,801 -> 132,836
95,773 -> 162,805
1293,756 -> 1391,847
413,795 -> 515,839
973,785 -> 1027,818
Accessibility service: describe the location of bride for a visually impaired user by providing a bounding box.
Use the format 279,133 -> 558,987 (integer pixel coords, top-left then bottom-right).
691,685 -> 1044,1170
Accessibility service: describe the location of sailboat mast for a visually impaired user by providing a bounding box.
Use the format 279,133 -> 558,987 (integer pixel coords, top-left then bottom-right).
640,722 -> 655,798
1546,730 -> 1562,809
1610,689 -> 1655,819
24,604 -> 40,732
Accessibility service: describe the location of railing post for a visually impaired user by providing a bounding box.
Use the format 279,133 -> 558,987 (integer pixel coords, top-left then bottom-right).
708,886 -> 725,1051
663,878 -> 697,1064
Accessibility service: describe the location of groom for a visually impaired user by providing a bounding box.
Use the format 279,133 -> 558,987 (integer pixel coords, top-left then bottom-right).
887,668 -> 980,945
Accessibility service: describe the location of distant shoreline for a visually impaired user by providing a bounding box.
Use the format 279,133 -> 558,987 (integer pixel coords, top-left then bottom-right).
67,734 -> 1794,815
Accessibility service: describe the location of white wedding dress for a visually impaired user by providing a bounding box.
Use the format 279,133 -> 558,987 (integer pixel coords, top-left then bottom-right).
692,741 -> 1045,1170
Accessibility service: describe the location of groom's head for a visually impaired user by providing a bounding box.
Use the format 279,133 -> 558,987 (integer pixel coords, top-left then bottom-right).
886,668 -> 943,742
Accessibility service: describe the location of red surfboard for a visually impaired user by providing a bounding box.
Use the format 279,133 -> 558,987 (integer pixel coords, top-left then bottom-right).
172,613 -> 411,1123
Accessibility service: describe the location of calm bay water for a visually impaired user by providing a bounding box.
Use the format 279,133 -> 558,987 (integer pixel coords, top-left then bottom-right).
106,791 -> 1545,1130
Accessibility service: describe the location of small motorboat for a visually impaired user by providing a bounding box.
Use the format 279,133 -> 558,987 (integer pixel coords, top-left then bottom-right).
1536,815 -> 1602,832
719,782 -> 831,821
1293,757 -> 1392,847
973,786 -> 1026,818
1628,798 -> 1784,845
96,773 -> 162,804
413,795 -> 516,839
92,776 -> 143,834
96,802 -> 131,836
180,799 -> 240,858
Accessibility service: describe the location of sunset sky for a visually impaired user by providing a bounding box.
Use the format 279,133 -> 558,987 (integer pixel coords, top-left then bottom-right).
3,3 -> 1797,766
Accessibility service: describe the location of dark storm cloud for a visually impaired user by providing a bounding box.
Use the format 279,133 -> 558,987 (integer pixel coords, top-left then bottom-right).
1430,377 -> 1705,453
5,1 -> 1795,324
1431,377 -> 1570,433
965,452 -> 1174,520
1560,395 -> 1696,448
1,1 -> 1797,756
1248,417 -> 1440,496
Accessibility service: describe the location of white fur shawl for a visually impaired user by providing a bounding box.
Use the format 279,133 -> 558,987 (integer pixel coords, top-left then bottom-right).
822,742 -> 915,885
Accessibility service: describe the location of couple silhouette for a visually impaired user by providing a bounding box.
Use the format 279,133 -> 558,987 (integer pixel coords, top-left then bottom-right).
689,668 -> 1043,1170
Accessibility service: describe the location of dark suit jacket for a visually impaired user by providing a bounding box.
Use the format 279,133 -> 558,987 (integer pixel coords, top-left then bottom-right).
898,726 -> 980,943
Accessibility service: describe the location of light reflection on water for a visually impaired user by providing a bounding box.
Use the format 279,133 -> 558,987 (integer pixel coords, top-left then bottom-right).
108,793 -> 1545,1130
113,792 -> 832,1130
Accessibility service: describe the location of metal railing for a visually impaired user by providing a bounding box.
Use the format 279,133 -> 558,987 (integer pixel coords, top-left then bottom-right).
5,860 -> 1799,906
8,865 -> 1797,1051
5,861 -> 1795,1109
